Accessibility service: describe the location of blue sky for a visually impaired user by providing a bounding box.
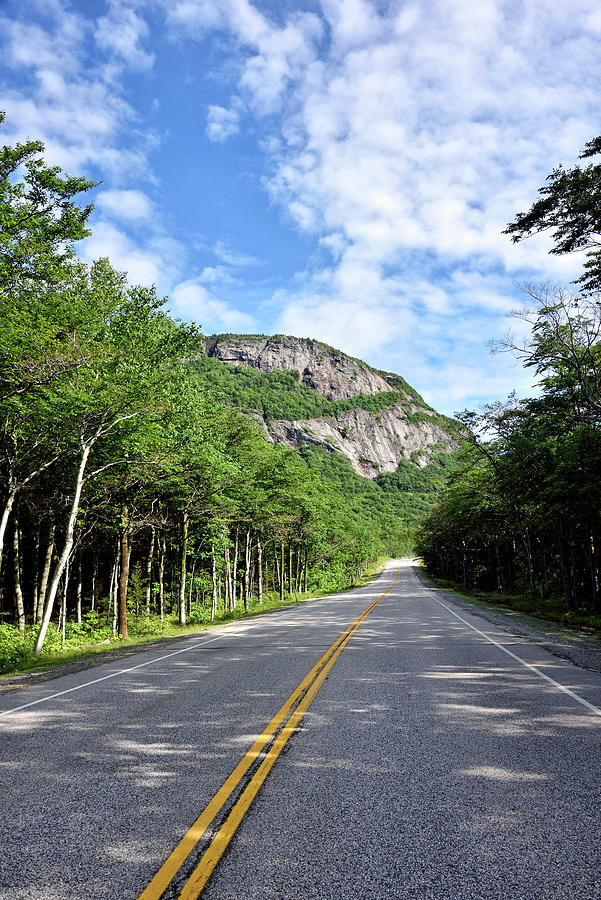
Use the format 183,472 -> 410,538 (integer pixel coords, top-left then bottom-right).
2,0 -> 601,415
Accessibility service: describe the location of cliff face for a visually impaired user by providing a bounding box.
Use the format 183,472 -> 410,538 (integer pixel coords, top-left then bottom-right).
204,334 -> 460,479
266,404 -> 453,478
204,334 -> 394,401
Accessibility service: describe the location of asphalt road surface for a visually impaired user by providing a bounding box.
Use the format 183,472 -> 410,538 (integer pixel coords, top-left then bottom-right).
1,560 -> 601,899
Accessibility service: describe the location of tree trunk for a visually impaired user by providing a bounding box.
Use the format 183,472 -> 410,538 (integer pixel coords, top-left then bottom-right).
588,529 -> 600,610
178,512 -> 189,626
288,543 -> 293,595
303,549 -> 308,593
211,545 -> 218,621
158,535 -> 166,622
34,442 -> 91,656
76,552 -> 83,624
280,541 -> 285,602
145,527 -> 155,615
119,504 -> 131,639
91,551 -> 97,612
0,481 -> 17,577
243,529 -> 251,611
520,529 -> 536,592
12,511 -> 25,634
295,544 -> 302,592
558,518 -> 574,612
188,557 -> 196,617
110,547 -> 119,638
257,537 -> 263,605
32,523 -> 40,626
232,528 -> 239,611
61,560 -> 70,645
224,545 -> 233,612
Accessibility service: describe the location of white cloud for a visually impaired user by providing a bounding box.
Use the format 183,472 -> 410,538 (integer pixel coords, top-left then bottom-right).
81,222 -> 163,287
170,280 -> 256,331
96,190 -> 154,222
94,0 -> 155,70
7,0 -> 601,413
206,105 -> 240,142
213,240 -> 259,267
164,0 -> 601,408
95,2 -> 155,71
0,6 -> 154,180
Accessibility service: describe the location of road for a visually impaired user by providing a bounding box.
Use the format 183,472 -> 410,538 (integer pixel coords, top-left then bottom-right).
1,560 -> 601,899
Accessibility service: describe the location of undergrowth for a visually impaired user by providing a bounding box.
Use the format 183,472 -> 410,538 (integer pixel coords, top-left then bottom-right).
0,559 -> 386,677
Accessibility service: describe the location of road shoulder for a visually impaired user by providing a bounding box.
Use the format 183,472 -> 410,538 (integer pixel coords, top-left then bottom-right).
416,567 -> 601,675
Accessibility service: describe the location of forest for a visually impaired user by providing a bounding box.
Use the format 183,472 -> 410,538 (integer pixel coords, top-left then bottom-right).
418,135 -> 601,628
0,115 -> 444,674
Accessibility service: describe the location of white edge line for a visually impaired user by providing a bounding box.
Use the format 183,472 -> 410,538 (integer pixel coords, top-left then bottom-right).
0,571 -> 398,720
429,590 -> 601,718
0,635 -> 225,718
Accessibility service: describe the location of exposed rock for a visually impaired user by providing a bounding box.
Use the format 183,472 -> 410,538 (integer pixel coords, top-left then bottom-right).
204,333 -> 461,480
204,334 -> 394,401
265,402 -> 457,478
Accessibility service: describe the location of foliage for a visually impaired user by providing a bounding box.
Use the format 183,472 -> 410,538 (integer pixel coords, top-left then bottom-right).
191,355 -> 410,421
418,289 -> 601,617
503,134 -> 601,293
0,624 -> 34,673
0,110 -> 96,294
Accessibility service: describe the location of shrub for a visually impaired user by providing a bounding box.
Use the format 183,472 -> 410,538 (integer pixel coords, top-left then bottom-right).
0,625 -> 34,674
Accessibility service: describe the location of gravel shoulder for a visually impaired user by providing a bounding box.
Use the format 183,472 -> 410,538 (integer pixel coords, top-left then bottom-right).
418,568 -> 601,675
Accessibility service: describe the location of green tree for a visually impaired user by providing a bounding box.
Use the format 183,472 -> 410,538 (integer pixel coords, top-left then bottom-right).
504,136 -> 601,293
0,111 -> 96,294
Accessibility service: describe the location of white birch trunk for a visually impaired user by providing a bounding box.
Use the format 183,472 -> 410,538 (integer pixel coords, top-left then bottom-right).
12,511 -> 25,634
178,512 -> 189,626
34,442 -> 91,656
145,527 -> 155,615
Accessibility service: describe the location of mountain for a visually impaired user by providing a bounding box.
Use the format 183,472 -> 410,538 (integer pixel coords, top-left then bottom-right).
202,334 -> 461,479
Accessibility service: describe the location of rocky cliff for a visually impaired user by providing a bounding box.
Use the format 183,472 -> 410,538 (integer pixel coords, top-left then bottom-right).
267,404 -> 454,478
203,334 -> 461,479
204,334 -> 395,401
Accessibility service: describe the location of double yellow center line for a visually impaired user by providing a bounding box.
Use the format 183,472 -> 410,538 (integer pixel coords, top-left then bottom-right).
138,567 -> 400,899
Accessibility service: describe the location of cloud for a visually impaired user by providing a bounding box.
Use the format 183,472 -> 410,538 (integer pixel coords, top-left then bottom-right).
213,240 -> 259,267
96,190 -> 154,222
206,105 -> 240,142
7,0 -> 601,413
165,0 -> 323,114
170,280 -> 256,331
81,221 -> 164,287
95,1 -> 155,71
163,0 -> 601,409
0,5 -> 154,180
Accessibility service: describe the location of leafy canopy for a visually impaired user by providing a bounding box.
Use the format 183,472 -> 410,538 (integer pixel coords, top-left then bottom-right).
504,135 -> 601,293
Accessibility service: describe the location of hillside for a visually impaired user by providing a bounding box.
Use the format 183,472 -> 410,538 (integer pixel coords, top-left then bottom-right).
200,333 -> 461,479
192,334 -> 464,554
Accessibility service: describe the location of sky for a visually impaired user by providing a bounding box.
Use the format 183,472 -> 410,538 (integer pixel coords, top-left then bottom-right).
1,0 -> 600,416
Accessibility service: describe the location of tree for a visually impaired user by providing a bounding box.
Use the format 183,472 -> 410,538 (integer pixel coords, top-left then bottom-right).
0,111 -> 96,294
33,260 -> 201,654
504,136 -> 601,293
493,284 -> 601,424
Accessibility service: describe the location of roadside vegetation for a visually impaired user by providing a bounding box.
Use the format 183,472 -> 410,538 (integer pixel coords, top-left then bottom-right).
1,114 -> 437,676
418,134 -> 601,630
0,554 -> 388,676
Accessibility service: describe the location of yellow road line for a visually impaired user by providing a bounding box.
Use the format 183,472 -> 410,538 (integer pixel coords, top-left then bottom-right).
138,567 -> 399,900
